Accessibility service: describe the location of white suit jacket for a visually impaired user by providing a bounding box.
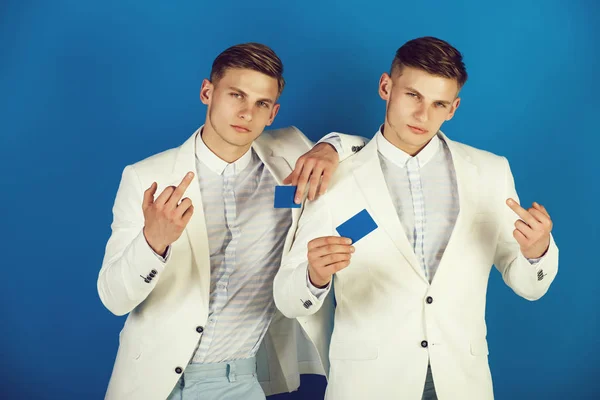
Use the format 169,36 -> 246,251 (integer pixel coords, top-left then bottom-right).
273,132 -> 559,400
97,126 -> 367,400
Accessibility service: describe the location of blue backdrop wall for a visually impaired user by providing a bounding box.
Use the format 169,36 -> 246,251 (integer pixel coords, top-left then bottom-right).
1,1 -> 598,399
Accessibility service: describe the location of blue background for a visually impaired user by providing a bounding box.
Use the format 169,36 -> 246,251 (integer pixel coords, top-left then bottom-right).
1,1 -> 598,399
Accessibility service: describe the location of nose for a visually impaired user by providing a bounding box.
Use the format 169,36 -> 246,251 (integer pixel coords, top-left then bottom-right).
238,105 -> 253,122
413,103 -> 428,123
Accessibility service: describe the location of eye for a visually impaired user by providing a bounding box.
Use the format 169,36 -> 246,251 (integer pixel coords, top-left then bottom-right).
258,101 -> 269,108
406,92 -> 417,98
435,102 -> 447,108
230,93 -> 242,99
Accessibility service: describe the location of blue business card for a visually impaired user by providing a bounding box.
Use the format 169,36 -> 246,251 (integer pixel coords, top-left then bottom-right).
274,186 -> 301,208
336,209 -> 378,243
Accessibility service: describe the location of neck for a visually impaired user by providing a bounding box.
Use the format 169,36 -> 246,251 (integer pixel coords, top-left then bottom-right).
381,121 -> 428,157
201,123 -> 250,163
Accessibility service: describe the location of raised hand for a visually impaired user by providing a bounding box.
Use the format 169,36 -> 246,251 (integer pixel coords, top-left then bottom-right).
506,198 -> 553,259
142,172 -> 195,256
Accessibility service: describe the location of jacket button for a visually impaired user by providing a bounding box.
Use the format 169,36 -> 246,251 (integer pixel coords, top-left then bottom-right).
426,296 -> 433,304
196,326 -> 204,333
175,367 -> 183,374
151,269 -> 158,274
421,340 -> 428,348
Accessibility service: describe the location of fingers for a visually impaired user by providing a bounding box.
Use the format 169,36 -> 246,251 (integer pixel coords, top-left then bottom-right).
156,185 -> 176,205
506,198 -> 537,227
285,158 -> 305,196
283,169 -> 298,186
165,172 -> 195,209
308,236 -> 354,276
295,160 -> 315,203
514,219 -> 534,239
513,228 -> 528,244
174,197 -> 193,219
533,202 -> 550,218
318,168 -> 333,196
308,236 -> 352,250
324,260 -> 352,274
142,182 -> 157,210
307,166 -> 324,201
529,208 -> 549,226
311,243 -> 355,259
181,204 -> 194,225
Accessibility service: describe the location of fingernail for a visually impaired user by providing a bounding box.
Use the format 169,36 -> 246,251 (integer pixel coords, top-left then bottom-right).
350,246 -> 355,253
345,238 -> 352,244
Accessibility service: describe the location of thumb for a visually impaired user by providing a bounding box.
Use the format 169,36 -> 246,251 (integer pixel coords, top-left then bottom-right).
143,182 -> 157,209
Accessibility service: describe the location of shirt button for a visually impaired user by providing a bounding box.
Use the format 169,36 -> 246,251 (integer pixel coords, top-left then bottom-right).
196,326 -> 204,333
175,367 -> 183,374
426,296 -> 433,304
421,340 -> 428,348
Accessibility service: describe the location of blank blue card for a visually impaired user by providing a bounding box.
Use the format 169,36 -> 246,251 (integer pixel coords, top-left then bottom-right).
336,209 -> 378,243
274,186 -> 301,208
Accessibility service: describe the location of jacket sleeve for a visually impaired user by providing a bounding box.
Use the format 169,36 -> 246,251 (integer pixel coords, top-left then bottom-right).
97,165 -> 170,316
493,157 -> 559,301
274,192 -> 336,318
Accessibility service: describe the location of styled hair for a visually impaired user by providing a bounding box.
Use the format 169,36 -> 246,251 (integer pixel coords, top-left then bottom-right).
391,36 -> 468,88
210,42 -> 285,95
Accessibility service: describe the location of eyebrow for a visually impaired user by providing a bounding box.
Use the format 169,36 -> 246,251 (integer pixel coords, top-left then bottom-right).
229,86 -> 275,104
404,86 -> 453,105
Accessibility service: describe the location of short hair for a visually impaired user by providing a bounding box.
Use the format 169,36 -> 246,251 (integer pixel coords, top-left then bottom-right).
391,36 -> 468,89
210,42 -> 285,95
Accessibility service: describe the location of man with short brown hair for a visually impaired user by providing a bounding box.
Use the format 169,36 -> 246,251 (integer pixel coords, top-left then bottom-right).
98,42 -> 365,400
274,36 -> 558,400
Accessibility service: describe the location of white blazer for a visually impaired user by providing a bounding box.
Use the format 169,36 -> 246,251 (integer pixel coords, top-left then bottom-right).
97,126 -> 367,400
273,132 -> 559,400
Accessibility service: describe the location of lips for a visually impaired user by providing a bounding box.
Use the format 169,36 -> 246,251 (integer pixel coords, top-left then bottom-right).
231,125 -> 250,133
407,125 -> 428,135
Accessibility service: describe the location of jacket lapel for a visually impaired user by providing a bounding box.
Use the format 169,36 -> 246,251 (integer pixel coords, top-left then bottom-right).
431,133 -> 479,285
171,129 -> 211,307
351,138 -> 425,282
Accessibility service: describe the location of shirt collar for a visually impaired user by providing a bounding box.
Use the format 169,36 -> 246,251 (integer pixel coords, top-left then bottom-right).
375,125 -> 440,169
195,126 -> 253,176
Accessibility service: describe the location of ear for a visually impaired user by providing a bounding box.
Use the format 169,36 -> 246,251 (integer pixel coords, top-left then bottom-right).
200,79 -> 213,105
378,73 -> 392,101
445,97 -> 461,121
265,103 -> 281,126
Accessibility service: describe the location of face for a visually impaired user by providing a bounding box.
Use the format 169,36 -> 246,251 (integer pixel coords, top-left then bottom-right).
200,68 -> 280,160
379,66 -> 461,156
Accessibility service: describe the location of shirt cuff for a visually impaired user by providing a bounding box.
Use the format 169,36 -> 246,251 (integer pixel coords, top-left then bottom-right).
527,256 -> 542,265
317,133 -> 343,157
306,267 -> 330,299
149,244 -> 171,263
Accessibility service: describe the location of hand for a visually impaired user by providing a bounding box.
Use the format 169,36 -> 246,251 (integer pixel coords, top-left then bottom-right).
506,198 -> 553,259
142,172 -> 195,256
307,236 -> 354,288
283,142 -> 339,204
